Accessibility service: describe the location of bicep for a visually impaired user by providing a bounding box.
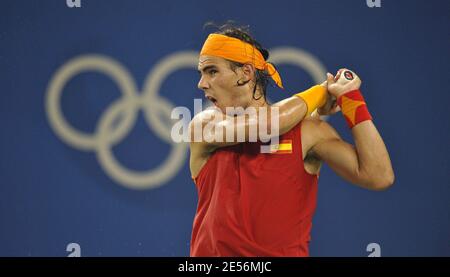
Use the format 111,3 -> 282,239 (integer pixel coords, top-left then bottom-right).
310,122 -> 365,186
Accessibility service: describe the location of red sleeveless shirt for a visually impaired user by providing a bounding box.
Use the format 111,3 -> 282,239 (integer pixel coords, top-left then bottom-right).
190,123 -> 318,256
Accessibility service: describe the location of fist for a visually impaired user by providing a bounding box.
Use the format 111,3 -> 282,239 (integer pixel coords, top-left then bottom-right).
327,68 -> 362,99
316,81 -> 340,116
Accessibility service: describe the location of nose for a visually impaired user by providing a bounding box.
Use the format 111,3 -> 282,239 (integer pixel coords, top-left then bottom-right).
197,76 -> 209,90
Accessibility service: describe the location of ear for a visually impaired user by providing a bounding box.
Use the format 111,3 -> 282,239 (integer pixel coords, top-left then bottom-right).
241,63 -> 256,82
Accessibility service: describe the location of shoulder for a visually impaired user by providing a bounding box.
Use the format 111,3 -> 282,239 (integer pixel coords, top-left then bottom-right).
188,107 -> 223,152
189,107 -> 223,129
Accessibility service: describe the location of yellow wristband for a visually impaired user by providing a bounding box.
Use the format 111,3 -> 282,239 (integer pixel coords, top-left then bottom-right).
294,85 -> 327,115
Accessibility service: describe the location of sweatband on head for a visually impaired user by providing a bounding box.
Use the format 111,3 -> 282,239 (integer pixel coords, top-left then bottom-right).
200,34 -> 283,89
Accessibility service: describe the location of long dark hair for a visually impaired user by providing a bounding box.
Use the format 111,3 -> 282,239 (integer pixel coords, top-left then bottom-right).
204,21 -> 274,101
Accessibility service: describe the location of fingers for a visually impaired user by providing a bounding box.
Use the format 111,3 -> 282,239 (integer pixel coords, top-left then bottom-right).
326,72 -> 335,85
335,68 -> 344,81
317,103 -> 341,116
338,68 -> 359,81
326,68 -> 352,85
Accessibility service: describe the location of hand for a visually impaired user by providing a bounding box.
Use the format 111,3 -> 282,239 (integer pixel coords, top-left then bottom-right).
327,68 -> 362,99
316,81 -> 340,116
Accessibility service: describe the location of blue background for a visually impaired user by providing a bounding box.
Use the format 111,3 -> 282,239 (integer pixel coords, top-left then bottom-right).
1,0 -> 449,256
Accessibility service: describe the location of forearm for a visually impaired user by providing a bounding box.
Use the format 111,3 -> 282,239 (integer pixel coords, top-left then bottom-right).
332,85 -> 394,188
219,86 -> 322,143
351,120 -> 394,187
273,84 -> 328,135
271,96 -> 308,135
219,96 -> 308,143
201,85 -> 326,147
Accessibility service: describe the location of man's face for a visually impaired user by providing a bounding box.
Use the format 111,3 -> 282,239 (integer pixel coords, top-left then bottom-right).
197,55 -> 253,114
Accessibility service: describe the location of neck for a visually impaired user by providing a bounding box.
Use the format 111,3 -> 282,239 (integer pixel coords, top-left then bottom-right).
248,88 -> 268,109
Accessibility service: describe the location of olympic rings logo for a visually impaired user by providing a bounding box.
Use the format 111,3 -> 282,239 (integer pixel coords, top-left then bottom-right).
45,48 -> 326,190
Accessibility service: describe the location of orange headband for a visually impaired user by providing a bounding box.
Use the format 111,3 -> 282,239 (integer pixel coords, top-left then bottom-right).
200,34 -> 283,89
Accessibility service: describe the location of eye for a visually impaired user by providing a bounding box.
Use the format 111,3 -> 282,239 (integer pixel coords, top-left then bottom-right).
208,69 -> 217,76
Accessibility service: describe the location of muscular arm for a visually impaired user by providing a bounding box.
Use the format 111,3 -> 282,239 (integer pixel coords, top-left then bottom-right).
188,83 -> 329,177
305,118 -> 394,191
189,95 -> 309,152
